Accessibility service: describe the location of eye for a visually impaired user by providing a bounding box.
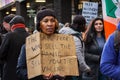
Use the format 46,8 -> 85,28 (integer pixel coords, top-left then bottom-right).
99,23 -> 103,25
42,19 -> 48,23
50,19 -> 55,22
95,23 -> 98,25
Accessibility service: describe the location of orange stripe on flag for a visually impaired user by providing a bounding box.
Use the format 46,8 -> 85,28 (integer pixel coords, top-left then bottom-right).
104,20 -> 116,40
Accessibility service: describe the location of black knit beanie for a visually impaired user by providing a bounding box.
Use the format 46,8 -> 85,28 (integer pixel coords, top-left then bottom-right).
9,15 -> 25,26
36,9 -> 56,31
3,14 -> 15,23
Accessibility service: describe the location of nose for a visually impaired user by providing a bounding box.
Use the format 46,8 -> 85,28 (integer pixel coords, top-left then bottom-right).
47,21 -> 53,26
98,24 -> 101,26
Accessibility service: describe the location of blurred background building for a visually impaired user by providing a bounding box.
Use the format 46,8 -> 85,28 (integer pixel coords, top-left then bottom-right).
0,0 -> 102,31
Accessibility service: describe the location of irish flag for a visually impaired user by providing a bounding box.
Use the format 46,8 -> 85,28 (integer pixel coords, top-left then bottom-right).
102,0 -> 119,39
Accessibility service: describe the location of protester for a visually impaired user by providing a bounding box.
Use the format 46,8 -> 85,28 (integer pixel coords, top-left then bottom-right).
3,14 -> 15,32
100,22 -> 120,80
0,14 -> 15,40
59,15 -> 91,80
59,22 -> 70,34
64,22 -> 70,27
84,17 -> 107,80
0,14 -> 15,79
0,26 -> 4,79
59,22 -> 64,29
0,15 -> 29,80
16,8 -> 68,80
1,14 -> 15,40
0,14 -> 15,34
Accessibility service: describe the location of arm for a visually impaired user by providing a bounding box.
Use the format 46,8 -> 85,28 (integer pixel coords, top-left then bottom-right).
74,36 -> 90,72
100,33 -> 120,80
16,44 -> 28,80
85,52 -> 100,62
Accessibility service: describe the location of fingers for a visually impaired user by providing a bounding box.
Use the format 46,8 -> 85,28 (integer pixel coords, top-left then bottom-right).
43,73 -> 65,80
43,73 -> 53,80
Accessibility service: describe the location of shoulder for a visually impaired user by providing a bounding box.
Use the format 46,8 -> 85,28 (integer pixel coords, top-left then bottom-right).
2,32 -> 13,39
71,33 -> 82,40
102,33 -> 115,55
105,33 -> 115,45
73,35 -> 80,41
72,34 -> 83,46
59,27 -> 73,34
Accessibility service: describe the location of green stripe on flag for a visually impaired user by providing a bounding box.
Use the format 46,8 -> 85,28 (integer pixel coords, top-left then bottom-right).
105,0 -> 117,18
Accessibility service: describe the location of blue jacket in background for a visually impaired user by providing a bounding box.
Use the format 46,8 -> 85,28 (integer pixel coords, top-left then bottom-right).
100,32 -> 120,80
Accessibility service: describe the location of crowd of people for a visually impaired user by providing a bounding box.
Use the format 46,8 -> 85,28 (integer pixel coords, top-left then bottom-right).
0,7 -> 119,80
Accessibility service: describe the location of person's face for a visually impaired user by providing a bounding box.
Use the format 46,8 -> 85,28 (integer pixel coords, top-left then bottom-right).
94,20 -> 103,33
2,22 -> 11,31
40,16 -> 56,35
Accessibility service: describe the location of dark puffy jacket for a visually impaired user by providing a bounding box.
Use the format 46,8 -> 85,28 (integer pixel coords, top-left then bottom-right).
0,28 -> 29,80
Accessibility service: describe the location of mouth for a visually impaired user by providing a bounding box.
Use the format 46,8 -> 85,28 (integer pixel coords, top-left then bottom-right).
46,28 -> 54,32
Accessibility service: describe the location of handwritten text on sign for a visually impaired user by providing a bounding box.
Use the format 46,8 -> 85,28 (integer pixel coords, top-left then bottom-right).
82,2 -> 98,24
26,32 -> 79,79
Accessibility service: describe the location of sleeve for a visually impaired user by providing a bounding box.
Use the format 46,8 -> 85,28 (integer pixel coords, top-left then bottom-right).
100,34 -> 120,80
73,36 -> 90,72
16,44 -> 28,80
85,52 -> 99,62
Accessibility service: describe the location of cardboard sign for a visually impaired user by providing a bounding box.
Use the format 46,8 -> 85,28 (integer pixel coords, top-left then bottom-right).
26,32 -> 79,79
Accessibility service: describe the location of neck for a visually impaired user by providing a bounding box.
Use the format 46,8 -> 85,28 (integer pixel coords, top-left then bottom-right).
97,32 -> 102,38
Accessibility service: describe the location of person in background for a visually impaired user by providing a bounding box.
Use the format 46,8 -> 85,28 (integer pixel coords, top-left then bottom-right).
0,15 -> 29,80
2,14 -> 15,32
58,22 -> 70,33
0,14 -> 15,79
25,27 -> 33,35
100,22 -> 120,80
16,8 -> 66,80
59,15 -> 91,80
0,14 -> 15,40
58,22 -> 64,31
1,14 -> 15,39
58,22 -> 71,35
64,22 -> 70,27
84,17 -> 107,80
